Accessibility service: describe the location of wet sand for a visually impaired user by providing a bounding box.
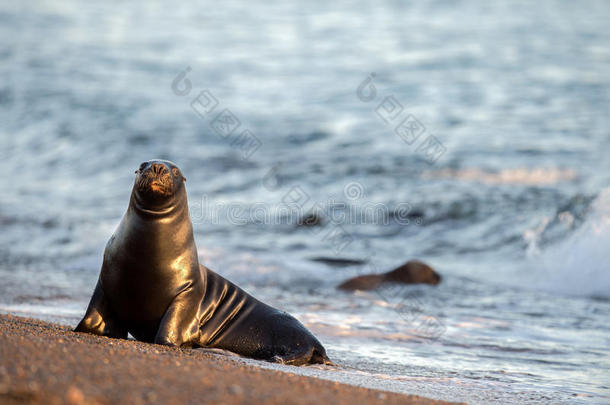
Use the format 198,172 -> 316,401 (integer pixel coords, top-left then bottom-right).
0,314 -> 459,405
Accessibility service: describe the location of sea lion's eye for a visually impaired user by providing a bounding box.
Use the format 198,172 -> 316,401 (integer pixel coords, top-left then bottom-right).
172,167 -> 180,177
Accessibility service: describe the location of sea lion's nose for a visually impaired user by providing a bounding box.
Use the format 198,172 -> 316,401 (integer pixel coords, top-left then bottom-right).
151,163 -> 167,175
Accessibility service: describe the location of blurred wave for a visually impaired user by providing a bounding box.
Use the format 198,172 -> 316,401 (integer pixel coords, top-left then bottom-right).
527,188 -> 610,298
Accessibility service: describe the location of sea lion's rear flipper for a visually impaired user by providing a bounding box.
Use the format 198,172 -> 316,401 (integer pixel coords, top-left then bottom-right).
74,279 -> 127,339
154,280 -> 204,347
312,349 -> 335,366
272,346 -> 334,366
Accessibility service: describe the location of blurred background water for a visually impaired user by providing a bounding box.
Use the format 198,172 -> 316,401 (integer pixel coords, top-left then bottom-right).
1,1 -> 610,403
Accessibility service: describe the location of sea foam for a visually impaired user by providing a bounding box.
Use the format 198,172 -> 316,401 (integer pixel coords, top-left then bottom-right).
528,188 -> 610,298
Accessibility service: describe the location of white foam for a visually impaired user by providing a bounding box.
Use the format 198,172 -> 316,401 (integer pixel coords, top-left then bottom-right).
527,188 -> 610,298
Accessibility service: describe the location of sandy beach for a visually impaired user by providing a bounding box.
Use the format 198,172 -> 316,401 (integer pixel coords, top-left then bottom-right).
0,314 -> 459,405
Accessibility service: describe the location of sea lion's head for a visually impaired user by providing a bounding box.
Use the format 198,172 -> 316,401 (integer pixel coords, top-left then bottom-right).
133,160 -> 186,211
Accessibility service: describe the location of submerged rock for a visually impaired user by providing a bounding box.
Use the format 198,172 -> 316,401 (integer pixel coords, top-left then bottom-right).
337,260 -> 441,291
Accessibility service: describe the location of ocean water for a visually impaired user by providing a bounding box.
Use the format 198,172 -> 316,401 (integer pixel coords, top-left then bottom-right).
1,1 -> 610,403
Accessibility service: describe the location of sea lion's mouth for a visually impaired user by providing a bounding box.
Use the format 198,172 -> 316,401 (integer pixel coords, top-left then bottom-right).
150,180 -> 170,195
136,173 -> 174,197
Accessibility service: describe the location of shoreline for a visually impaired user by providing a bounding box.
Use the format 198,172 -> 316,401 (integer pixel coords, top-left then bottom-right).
0,314 -> 459,404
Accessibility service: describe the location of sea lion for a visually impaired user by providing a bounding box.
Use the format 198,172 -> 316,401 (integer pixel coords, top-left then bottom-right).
75,160 -> 331,366
337,260 -> 441,291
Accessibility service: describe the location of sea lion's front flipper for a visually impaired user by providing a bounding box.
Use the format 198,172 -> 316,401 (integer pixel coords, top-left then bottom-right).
154,281 -> 204,347
74,279 -> 127,338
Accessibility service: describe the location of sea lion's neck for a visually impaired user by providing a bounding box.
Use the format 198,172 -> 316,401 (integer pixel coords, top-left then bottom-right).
123,189 -> 195,248
131,198 -> 185,219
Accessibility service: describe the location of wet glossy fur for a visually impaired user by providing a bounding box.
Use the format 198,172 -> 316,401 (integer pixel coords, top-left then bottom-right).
75,160 -> 331,365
